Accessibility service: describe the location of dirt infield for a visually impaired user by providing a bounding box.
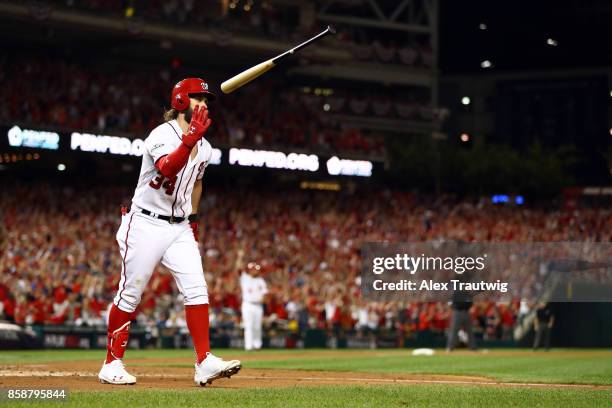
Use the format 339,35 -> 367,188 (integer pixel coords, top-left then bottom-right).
0,357 -> 610,391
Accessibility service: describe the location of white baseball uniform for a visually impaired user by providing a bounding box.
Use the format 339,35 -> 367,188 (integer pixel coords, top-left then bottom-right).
113,119 -> 212,313
240,272 -> 268,350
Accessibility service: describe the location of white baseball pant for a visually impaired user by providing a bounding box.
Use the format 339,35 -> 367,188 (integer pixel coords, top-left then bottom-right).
241,302 -> 263,350
113,210 -> 208,313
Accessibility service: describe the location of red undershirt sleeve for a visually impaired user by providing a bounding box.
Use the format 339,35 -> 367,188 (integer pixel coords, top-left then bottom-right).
154,143 -> 192,178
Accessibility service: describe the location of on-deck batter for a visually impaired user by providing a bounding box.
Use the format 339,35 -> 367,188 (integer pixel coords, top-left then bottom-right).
98,78 -> 241,386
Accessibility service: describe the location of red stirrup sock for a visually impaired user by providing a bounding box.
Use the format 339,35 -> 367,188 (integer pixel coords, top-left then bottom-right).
105,304 -> 134,364
185,304 -> 211,364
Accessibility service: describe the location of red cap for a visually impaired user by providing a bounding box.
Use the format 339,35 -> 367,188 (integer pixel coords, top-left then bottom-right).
171,77 -> 216,111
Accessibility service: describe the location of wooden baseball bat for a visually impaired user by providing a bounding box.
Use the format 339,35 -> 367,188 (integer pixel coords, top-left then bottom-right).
221,26 -> 336,94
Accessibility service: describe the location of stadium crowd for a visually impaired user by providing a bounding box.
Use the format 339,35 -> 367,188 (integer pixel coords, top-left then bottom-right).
0,56 -> 393,156
1,183 -> 609,343
43,0 -> 433,67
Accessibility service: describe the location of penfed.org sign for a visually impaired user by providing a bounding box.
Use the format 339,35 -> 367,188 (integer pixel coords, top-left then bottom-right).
69,132 -> 222,164
5,125 -> 373,176
229,148 -> 319,172
70,132 -> 146,156
228,148 -> 373,177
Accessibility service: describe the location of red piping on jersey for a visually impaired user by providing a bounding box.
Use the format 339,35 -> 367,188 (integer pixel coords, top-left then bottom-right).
167,121 -> 183,142
181,165 -> 198,218
166,120 -> 190,219
171,165 -> 187,220
117,212 -> 135,310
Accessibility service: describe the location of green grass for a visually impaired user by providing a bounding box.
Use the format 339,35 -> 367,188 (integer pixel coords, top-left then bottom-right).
0,349 -> 195,363
2,349 -> 612,407
243,350 -> 612,386
3,387 -> 612,408
2,349 -> 611,385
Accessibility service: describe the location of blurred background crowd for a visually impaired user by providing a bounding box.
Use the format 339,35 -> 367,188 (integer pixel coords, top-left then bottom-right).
46,0 -> 434,66
1,183 -> 609,341
0,55 -> 426,156
1,0 -> 610,349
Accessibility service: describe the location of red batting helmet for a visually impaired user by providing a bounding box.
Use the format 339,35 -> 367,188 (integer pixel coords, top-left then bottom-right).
171,78 -> 216,111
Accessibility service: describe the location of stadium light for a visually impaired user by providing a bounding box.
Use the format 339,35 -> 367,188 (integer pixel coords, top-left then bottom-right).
492,195 -> 509,204
461,96 -> 471,106
57,164 -> 66,171
481,60 -> 492,69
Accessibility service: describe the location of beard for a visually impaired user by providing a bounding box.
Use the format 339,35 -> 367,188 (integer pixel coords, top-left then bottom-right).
183,106 -> 194,123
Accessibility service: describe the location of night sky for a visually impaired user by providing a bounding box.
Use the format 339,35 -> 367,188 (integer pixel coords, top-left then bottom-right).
439,0 -> 612,73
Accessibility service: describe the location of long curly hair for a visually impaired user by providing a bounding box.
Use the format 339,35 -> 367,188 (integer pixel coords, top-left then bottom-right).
163,108 -> 179,122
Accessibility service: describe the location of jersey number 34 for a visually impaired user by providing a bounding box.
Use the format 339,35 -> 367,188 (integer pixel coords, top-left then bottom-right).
149,173 -> 177,195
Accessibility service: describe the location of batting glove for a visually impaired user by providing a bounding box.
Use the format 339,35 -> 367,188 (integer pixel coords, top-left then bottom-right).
190,222 -> 199,242
182,105 -> 212,148
189,214 -> 200,242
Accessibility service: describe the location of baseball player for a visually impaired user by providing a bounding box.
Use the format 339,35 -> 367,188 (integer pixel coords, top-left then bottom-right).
240,262 -> 268,350
98,78 -> 241,386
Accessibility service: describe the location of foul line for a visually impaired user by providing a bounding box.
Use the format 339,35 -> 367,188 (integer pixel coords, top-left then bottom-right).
238,375 -> 604,389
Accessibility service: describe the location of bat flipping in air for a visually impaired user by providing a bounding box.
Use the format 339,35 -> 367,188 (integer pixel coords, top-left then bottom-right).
221,25 -> 336,94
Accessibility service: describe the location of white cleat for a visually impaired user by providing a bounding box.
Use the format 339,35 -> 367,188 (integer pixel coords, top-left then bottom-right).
98,359 -> 137,385
194,352 -> 241,387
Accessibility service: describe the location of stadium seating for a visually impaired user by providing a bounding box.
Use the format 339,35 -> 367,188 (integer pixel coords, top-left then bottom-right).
1,183 -> 609,340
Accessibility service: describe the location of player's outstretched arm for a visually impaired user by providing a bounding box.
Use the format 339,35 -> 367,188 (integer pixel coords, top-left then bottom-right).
156,106 -> 212,178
